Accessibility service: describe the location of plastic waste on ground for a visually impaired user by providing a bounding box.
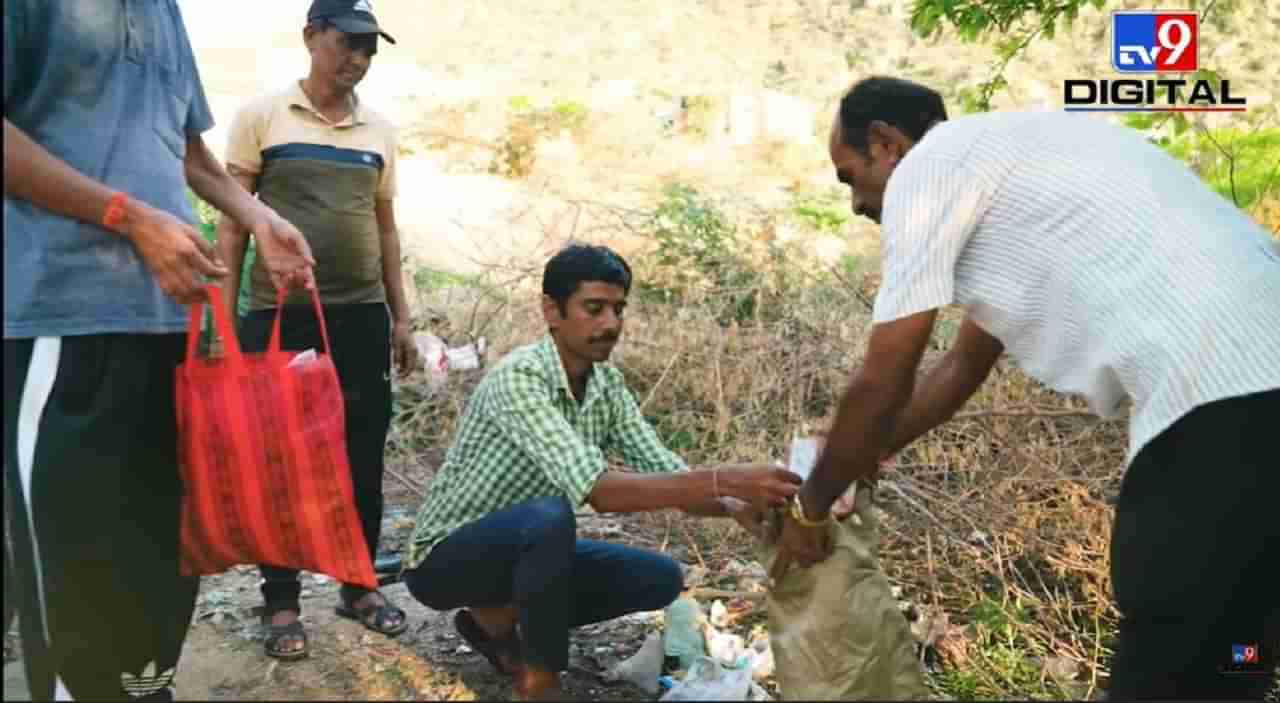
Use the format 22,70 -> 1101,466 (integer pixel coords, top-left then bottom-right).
662,597 -> 706,671
745,635 -> 775,681
413,332 -> 487,388
659,655 -> 753,701
704,623 -> 746,667
709,599 -> 730,627
608,631 -> 664,694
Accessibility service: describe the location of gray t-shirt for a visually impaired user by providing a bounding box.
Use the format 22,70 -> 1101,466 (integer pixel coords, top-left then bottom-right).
3,0 -> 215,339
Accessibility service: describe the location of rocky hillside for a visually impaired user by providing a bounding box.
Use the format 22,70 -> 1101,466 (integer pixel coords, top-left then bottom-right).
183,0 -> 1279,272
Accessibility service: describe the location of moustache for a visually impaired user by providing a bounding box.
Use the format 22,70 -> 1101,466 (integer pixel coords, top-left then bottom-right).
589,334 -> 619,344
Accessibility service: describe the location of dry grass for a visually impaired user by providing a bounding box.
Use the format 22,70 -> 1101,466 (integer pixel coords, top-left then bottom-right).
381,164 -> 1280,696
384,206 -> 1145,699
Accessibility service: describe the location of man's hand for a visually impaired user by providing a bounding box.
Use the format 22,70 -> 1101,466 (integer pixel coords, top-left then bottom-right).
123,200 -> 228,304
392,321 -> 419,377
716,463 -> 803,509
768,508 -> 834,582
768,512 -> 833,581
247,210 -> 316,291
721,497 -> 778,542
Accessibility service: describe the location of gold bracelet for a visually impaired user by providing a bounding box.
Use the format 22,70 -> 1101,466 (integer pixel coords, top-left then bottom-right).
789,493 -> 831,528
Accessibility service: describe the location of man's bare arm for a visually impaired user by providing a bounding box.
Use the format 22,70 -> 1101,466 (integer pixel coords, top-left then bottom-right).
212,166 -> 259,320
4,119 -> 130,230
184,134 -> 315,291
800,309 -> 938,517
184,134 -> 268,230
587,466 -> 800,515
4,118 -> 226,302
375,199 -> 412,327
882,315 -> 1004,457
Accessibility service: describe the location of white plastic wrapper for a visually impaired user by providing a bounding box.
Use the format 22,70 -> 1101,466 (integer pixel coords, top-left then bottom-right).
414,333 -> 449,388
785,437 -> 821,481
786,435 -> 861,523
660,656 -> 752,702
414,333 -> 488,385
287,348 -> 317,368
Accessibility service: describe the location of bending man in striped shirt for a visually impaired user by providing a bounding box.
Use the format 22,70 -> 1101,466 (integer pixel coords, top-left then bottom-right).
771,76 -> 1279,700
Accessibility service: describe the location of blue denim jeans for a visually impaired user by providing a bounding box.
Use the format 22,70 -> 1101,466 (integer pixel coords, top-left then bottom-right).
404,496 -> 684,672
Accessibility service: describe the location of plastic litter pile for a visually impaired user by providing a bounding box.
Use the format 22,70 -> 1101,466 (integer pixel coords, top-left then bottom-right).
603,594 -> 774,701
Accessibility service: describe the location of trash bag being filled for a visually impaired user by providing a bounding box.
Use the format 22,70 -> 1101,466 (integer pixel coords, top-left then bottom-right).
756,478 -> 928,700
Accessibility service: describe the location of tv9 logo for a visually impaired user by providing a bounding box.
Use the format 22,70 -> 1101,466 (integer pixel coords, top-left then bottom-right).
1112,11 -> 1198,73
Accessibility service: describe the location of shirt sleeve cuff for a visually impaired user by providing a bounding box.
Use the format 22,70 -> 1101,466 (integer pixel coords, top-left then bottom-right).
559,454 -> 609,508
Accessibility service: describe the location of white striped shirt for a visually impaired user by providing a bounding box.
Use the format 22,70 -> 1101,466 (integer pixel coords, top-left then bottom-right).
873,111 -> 1280,465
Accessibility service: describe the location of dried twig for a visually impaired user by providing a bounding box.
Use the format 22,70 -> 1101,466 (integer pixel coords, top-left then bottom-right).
639,351 -> 681,413
954,407 -> 1098,420
386,466 -> 426,498
687,587 -> 766,602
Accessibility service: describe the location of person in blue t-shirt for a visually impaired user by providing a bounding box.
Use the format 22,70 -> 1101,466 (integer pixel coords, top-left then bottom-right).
3,2 -> 316,700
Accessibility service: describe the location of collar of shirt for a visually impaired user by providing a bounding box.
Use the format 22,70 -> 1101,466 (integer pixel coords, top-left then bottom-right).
532,333 -> 609,410
287,80 -> 366,127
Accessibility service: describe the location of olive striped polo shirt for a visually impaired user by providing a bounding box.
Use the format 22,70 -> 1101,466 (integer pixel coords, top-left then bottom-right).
224,80 -> 398,310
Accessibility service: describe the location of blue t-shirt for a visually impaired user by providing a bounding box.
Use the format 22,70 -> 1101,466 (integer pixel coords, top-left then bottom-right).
3,0 -> 215,338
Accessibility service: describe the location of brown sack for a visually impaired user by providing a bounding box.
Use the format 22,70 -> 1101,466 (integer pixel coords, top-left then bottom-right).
757,481 -> 929,700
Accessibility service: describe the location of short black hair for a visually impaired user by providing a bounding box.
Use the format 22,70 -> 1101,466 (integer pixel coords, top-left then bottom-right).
838,76 -> 948,154
542,244 -> 632,310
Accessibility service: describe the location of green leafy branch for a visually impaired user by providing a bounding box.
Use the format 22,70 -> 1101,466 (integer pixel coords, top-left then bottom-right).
908,0 -> 1231,112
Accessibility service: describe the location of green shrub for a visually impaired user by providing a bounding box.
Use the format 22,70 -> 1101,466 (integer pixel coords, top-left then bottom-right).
637,183 -> 765,323
1123,116 -> 1280,210
187,190 -> 256,318
791,192 -> 849,233
490,97 -> 590,179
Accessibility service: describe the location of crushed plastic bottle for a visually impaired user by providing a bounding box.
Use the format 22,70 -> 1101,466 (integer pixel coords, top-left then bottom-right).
662,597 -> 706,671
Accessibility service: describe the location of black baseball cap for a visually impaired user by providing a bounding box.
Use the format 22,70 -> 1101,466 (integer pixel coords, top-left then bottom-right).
307,0 -> 396,44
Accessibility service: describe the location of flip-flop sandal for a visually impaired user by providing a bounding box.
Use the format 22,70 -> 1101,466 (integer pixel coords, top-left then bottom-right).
263,617 -> 308,660
335,592 -> 410,637
454,609 -> 522,676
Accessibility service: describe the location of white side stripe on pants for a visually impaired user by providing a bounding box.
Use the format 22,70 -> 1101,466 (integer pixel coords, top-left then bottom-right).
16,337 -> 73,700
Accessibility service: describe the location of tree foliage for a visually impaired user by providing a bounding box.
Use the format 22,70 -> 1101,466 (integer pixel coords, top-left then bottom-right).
907,0 -> 1235,112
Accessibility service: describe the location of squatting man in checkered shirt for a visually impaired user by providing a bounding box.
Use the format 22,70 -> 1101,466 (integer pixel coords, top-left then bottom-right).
401,244 -> 805,701
772,76 -> 1279,700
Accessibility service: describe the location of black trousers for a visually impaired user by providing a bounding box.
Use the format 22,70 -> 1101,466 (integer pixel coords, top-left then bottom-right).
4,334 -> 196,701
1108,389 -> 1279,699
238,303 -> 393,613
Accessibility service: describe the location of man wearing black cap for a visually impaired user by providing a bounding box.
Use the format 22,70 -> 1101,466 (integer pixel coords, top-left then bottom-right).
215,0 -> 418,660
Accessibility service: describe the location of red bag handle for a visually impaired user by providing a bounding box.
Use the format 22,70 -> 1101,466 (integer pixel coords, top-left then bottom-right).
186,284 -> 245,370
267,285 -> 331,356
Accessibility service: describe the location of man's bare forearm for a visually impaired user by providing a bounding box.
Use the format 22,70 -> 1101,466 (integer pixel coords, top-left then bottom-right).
882,349 -> 992,457
587,470 -> 717,514
801,375 -> 909,516
681,495 -> 746,517
183,135 -> 269,229
379,229 -> 411,323
4,119 -> 134,234
375,200 -> 412,324
214,216 -> 250,317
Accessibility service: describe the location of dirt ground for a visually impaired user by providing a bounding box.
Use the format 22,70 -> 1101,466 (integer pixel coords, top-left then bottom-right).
3,459 -> 759,701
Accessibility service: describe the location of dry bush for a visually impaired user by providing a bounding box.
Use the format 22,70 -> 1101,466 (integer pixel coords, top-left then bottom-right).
388,228 -> 1133,699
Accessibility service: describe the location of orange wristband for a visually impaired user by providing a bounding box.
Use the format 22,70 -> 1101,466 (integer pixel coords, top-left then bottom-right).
101,192 -> 128,232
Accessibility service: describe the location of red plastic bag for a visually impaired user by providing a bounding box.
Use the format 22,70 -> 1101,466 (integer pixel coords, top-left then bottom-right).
175,284 -> 376,589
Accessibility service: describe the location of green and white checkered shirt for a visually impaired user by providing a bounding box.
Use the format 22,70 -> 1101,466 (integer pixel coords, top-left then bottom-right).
405,334 -> 687,569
